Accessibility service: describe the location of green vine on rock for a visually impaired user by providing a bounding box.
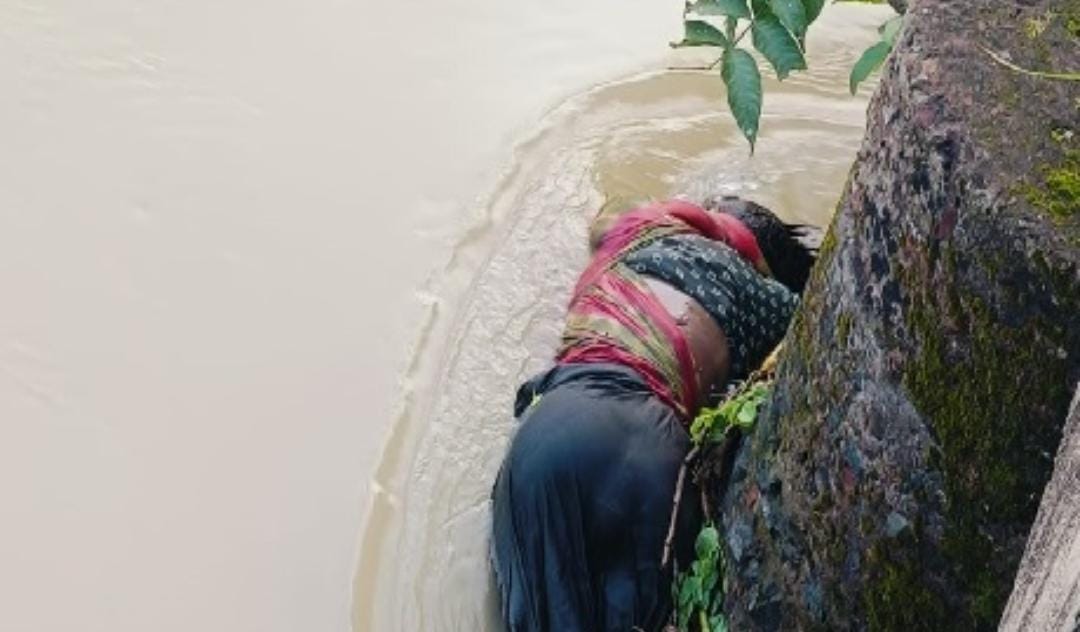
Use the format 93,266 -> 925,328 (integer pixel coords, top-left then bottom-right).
669,375 -> 773,630
673,524 -> 728,632
690,381 -> 770,445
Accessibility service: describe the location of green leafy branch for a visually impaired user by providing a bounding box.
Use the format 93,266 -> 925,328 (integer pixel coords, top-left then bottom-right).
673,0 -> 903,150
669,379 -> 771,630
673,0 -> 822,151
674,524 -> 728,631
690,381 -> 770,445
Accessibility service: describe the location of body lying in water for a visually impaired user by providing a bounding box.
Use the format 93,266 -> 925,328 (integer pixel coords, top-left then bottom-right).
491,197 -> 817,632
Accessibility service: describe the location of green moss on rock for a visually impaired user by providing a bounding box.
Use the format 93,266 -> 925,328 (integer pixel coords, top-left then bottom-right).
836,311 -> 853,345
1064,0 -> 1080,37
818,224 -> 838,262
865,541 -> 947,631
712,3 -> 1080,629
1021,149 -> 1080,221
895,247 -> 1074,629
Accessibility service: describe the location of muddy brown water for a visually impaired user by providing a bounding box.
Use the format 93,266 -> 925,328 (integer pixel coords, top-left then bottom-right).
0,1 -> 888,630
353,6 -> 891,631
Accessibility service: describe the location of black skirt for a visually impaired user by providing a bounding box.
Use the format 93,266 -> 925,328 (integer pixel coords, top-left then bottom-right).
491,363 -> 702,632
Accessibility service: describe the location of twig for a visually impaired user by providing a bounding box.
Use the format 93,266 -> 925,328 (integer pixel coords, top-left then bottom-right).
667,63 -> 721,71
662,345 -> 781,568
710,428 -> 742,512
980,45 -> 1080,82
669,24 -> 753,74
700,481 -> 712,523
661,445 -> 700,570
731,22 -> 752,47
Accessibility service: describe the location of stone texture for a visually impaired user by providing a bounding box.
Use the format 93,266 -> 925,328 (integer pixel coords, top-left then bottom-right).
1000,386 -> 1080,632
709,0 -> 1080,630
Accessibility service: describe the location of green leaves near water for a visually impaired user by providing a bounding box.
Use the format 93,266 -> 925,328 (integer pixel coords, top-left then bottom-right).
676,383 -> 771,630
678,0 -> 821,151
675,20 -> 730,47
675,524 -> 728,632
849,41 -> 892,94
674,381 -> 772,630
767,0 -> 807,37
879,13 -> 903,44
849,15 -> 903,94
677,0 -> 898,150
752,16 -> 806,79
689,0 -> 751,19
690,381 -> 770,445
722,48 -> 763,150
802,0 -> 826,25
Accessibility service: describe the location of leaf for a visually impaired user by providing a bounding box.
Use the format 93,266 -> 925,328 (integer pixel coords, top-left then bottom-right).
719,397 -> 740,419
678,578 -> 695,607
703,570 -> 717,595
678,583 -> 695,604
721,47 -> 762,150
686,575 -> 703,604
673,19 -> 729,48
690,407 -> 719,444
767,0 -> 807,37
736,400 -> 758,426
752,16 -> 807,79
677,581 -> 693,630
802,0 -> 825,25
879,15 -> 903,45
678,605 -> 692,631
710,593 -> 723,615
696,525 -> 720,558
690,0 -> 751,19
849,40 -> 891,94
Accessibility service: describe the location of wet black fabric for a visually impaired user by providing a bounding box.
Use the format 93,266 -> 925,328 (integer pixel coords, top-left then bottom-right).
491,363 -> 701,632
623,233 -> 798,379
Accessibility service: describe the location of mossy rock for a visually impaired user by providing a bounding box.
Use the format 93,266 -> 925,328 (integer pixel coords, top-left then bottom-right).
710,0 -> 1080,630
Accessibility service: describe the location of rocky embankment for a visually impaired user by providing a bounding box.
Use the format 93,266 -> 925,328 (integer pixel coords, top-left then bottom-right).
709,0 -> 1080,629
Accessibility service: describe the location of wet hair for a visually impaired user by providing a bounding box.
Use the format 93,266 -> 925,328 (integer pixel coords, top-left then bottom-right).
705,195 -> 821,294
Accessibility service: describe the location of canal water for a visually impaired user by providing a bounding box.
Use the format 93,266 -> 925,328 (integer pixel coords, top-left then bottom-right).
0,1 -> 889,630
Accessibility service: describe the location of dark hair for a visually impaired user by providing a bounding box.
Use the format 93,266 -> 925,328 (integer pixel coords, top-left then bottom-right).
705,195 -> 821,294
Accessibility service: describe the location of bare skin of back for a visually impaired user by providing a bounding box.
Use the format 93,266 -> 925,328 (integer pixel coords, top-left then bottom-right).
642,277 -> 730,411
